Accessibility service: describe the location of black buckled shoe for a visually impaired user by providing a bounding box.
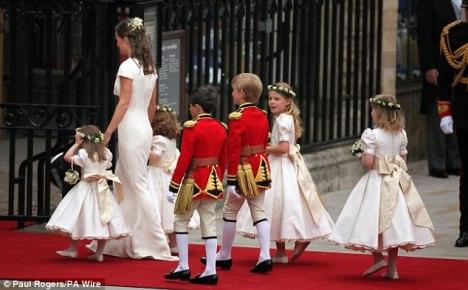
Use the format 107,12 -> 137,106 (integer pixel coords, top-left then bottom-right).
200,257 -> 232,270
164,269 -> 191,281
455,232 -> 468,247
189,273 -> 219,285
250,259 -> 273,273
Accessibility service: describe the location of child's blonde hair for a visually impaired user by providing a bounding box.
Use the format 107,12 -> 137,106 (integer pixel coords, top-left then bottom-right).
76,125 -> 107,162
151,106 -> 180,139
370,94 -> 405,132
231,73 -> 263,103
268,82 -> 303,139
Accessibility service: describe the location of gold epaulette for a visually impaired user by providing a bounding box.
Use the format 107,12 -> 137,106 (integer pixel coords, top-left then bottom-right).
221,122 -> 228,129
440,20 -> 468,87
229,111 -> 242,120
183,120 -> 197,128
261,109 -> 267,114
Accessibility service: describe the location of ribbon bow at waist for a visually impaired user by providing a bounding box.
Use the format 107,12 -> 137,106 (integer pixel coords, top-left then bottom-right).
289,144 -> 326,225
83,171 -> 124,225
374,155 -> 434,233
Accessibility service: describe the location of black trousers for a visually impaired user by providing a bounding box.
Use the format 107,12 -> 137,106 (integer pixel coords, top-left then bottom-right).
456,126 -> 468,233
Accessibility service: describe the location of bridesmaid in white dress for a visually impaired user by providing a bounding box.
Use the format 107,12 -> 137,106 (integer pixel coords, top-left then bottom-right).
46,125 -> 130,262
147,106 -> 200,254
237,83 -> 334,263
100,17 -> 176,261
329,94 -> 435,280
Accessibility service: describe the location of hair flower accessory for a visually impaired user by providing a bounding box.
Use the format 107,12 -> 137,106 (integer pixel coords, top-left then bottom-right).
76,128 -> 105,144
129,17 -> 143,31
369,97 -> 401,110
267,84 -> 296,98
156,105 -> 175,114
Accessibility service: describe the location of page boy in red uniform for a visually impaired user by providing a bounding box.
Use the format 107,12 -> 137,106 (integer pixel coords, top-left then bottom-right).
202,73 -> 273,273
164,85 -> 227,285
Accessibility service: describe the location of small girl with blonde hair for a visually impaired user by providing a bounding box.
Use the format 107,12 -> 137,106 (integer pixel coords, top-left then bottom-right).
46,125 -> 130,262
147,105 -> 200,253
329,94 -> 435,279
237,82 -> 334,263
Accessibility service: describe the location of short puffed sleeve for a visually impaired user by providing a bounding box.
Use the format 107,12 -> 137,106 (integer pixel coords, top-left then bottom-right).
117,59 -> 139,80
361,128 -> 376,155
72,148 -> 89,167
151,135 -> 168,156
399,129 -> 408,156
104,148 -> 113,169
276,114 -> 293,142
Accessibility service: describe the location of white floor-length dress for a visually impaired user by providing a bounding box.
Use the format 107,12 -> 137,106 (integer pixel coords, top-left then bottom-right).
100,58 -> 177,260
46,149 -> 131,240
237,113 -> 334,242
329,128 -> 435,252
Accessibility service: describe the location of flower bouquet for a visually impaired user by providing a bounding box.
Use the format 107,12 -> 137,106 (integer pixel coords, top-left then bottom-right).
350,139 -> 366,157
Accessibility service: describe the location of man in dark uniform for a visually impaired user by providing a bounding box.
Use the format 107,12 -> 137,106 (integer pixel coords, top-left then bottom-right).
438,0 -> 468,247
417,0 -> 460,178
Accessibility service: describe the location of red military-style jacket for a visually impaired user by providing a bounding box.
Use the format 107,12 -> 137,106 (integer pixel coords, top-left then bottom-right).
227,102 -> 271,190
169,113 -> 228,200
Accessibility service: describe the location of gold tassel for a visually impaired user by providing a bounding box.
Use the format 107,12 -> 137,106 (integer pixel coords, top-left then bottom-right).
237,164 -> 258,199
174,178 -> 194,215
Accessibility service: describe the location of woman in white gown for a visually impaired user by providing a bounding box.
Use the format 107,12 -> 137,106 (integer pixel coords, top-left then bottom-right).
100,17 -> 176,261
329,94 -> 435,279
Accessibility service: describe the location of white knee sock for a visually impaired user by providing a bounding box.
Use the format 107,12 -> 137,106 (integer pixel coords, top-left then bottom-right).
256,220 -> 271,262
202,238 -> 217,277
217,221 -> 236,260
175,234 -> 189,271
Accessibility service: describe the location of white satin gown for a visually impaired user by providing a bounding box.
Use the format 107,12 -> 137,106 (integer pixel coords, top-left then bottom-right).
100,58 -> 177,260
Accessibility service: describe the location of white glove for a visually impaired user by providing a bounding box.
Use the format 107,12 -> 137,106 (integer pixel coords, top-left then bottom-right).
440,116 -> 454,134
166,191 -> 176,203
228,185 -> 241,199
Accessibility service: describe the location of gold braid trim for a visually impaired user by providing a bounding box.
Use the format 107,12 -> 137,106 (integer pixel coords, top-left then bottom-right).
440,21 -> 468,87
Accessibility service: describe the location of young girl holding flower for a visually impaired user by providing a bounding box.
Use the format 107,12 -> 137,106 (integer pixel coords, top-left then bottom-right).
329,94 -> 435,279
46,125 -> 130,262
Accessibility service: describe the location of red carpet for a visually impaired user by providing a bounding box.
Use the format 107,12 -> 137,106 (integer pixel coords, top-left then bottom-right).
0,229 -> 467,290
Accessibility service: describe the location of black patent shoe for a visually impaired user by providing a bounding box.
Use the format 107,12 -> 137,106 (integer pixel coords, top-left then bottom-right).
200,257 -> 232,270
189,273 -> 219,285
250,259 -> 273,273
164,269 -> 191,281
455,232 -> 468,247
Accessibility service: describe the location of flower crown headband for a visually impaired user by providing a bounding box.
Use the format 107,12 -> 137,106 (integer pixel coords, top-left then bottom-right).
156,105 -> 175,114
128,17 -> 143,32
369,97 -> 401,111
267,84 -> 296,98
76,128 -> 105,144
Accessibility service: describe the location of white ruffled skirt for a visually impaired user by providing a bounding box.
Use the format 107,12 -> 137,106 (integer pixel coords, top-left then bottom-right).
237,155 -> 334,242
329,170 -> 435,252
46,181 -> 131,240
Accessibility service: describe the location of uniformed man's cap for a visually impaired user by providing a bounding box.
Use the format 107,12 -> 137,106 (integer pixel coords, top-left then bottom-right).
462,0 -> 468,8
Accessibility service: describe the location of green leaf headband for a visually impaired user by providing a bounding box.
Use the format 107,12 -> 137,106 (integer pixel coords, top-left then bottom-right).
76,128 -> 105,144
369,97 -> 401,111
267,84 -> 296,98
156,105 -> 175,114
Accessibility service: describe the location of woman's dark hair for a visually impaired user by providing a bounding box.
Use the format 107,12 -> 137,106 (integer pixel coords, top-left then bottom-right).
189,85 -> 219,114
115,17 -> 155,75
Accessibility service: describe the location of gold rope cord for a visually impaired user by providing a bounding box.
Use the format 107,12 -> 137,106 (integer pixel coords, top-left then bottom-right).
440,20 -> 468,87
